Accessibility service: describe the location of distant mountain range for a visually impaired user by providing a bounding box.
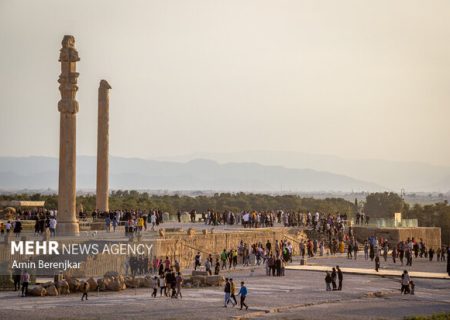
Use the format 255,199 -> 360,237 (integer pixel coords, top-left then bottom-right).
0,156 -> 383,192
156,151 -> 450,192
1,153 -> 449,192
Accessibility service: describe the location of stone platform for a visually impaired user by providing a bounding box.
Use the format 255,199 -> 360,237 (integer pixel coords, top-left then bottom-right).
286,265 -> 450,280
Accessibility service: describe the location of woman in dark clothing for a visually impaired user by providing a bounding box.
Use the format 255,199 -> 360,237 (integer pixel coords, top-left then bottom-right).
13,219 -> 22,238
325,272 -> 332,291
331,268 -> 337,290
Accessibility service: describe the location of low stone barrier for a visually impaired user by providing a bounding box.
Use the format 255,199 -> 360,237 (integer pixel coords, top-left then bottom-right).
23,270 -> 224,297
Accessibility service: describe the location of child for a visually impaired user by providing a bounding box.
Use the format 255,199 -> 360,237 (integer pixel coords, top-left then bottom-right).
409,280 -> 415,295
159,275 -> 166,296
151,276 -> 158,298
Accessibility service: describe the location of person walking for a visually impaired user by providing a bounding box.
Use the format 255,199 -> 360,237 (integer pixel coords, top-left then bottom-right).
159,274 -> 167,297
5,220 -> 11,234
12,267 -> 21,291
105,216 -> 111,232
230,278 -> 238,306
409,280 -> 415,295
205,258 -> 212,275
150,213 -> 156,231
175,272 -> 183,299
194,252 -> 201,271
364,240 -> 369,260
375,255 -> 380,272
214,258 -> 220,275
112,216 -> 118,232
14,218 -> 22,238
336,266 -> 343,291
331,267 -> 337,290
20,270 -> 30,297
151,276 -> 158,298
237,281 -> 248,310
49,217 -> 57,237
221,249 -> 228,270
325,272 -> 332,291
223,278 -> 235,307
81,281 -> 88,301
401,270 -> 410,294
353,242 -> 358,260
392,246 -> 397,263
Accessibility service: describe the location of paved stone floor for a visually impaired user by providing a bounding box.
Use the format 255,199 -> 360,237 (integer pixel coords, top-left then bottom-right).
1,255 -> 449,320
288,253 -> 450,279
295,252 -> 449,273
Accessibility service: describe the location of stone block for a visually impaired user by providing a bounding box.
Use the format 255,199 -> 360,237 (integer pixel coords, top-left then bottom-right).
142,276 -> 152,288
67,277 -> 80,292
124,276 -> 139,288
46,285 -> 59,296
97,278 -> 106,291
87,277 -> 98,291
29,286 -> 47,296
56,280 -> 70,294
104,271 -> 119,278
106,278 -> 124,291
205,275 -> 225,286
191,275 -> 206,287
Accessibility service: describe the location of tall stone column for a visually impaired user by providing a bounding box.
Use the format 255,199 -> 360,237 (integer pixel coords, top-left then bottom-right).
96,80 -> 112,212
57,35 -> 80,236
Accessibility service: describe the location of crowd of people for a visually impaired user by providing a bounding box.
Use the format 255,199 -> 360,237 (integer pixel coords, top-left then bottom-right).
4,206 -> 450,305
196,210 -> 355,233
1,217 -> 58,238
191,239 -> 295,278
0,219 -> 23,237
324,266 -> 343,291
361,236 -> 449,267
223,278 -> 248,310
122,255 -> 183,299
12,268 -> 30,297
1,206 -> 358,239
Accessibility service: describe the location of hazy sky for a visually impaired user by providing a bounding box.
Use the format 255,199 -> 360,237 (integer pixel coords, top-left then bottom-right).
1,0 -> 449,166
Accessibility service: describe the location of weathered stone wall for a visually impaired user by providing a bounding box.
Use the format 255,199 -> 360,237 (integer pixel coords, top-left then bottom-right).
353,226 -> 441,248
0,228 -> 306,278
0,226 -> 442,278
151,227 -> 305,270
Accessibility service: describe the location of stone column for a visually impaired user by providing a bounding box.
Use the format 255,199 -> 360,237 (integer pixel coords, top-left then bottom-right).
96,80 -> 112,212
57,35 -> 80,236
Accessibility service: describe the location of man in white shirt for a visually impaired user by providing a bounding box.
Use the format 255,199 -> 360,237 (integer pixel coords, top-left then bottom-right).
49,217 -> 57,237
150,213 -> 156,231
242,212 -> 250,228
5,221 -> 12,233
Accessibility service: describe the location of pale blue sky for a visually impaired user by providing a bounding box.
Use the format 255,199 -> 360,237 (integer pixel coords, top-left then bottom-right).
1,0 -> 449,165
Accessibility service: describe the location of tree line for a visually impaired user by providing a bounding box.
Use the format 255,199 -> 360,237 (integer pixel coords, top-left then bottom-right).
1,191 -> 448,243
1,192 -> 356,216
